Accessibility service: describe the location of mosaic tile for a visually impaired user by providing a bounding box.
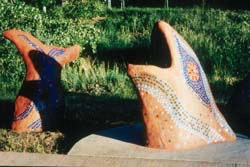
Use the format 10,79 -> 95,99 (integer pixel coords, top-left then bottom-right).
174,33 -> 235,136
128,21 -> 236,150
131,73 -> 224,143
3,29 -> 80,132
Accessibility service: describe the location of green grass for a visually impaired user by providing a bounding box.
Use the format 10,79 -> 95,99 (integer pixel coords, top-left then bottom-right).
1,2 -> 249,101
62,56 -> 136,99
0,129 -> 64,154
0,1 -> 249,154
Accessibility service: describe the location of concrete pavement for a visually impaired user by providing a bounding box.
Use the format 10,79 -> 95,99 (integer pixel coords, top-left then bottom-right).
0,124 -> 250,167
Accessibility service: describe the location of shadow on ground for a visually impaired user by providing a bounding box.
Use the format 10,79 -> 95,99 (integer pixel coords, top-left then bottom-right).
0,100 -> 14,130
1,81 -> 250,153
96,123 -> 146,146
0,93 -> 140,153
59,92 -> 141,153
0,92 -> 141,154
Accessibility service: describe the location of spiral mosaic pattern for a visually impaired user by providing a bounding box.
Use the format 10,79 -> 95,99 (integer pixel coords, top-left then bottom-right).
131,73 -> 224,143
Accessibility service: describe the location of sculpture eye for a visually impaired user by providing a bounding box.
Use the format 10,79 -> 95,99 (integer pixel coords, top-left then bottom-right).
174,34 -> 210,105
187,60 -> 200,82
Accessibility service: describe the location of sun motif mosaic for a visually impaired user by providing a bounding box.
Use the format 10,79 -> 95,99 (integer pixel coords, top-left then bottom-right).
187,60 -> 200,81
174,33 -> 235,136
174,34 -> 210,105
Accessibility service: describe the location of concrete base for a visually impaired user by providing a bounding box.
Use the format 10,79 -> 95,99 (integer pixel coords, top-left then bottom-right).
68,124 -> 250,167
0,124 -> 249,166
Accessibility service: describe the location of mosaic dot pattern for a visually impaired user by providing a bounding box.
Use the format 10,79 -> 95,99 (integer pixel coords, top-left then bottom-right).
174,35 -> 210,105
131,73 -> 224,143
174,33 -> 235,136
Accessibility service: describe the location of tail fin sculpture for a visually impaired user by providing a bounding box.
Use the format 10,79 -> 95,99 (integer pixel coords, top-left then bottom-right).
3,29 -> 80,132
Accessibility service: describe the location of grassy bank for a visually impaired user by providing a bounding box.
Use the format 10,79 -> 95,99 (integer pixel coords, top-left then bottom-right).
1,2 -> 249,101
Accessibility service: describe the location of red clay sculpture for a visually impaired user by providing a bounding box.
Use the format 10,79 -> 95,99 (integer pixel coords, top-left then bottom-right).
128,21 -> 236,150
3,29 -> 80,132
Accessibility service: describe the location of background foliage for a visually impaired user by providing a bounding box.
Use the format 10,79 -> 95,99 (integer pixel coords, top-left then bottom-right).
1,0 -> 249,102
0,0 -> 249,153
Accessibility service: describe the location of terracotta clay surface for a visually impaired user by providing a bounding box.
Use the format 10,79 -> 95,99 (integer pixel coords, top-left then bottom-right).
128,21 -> 236,150
3,29 -> 80,132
